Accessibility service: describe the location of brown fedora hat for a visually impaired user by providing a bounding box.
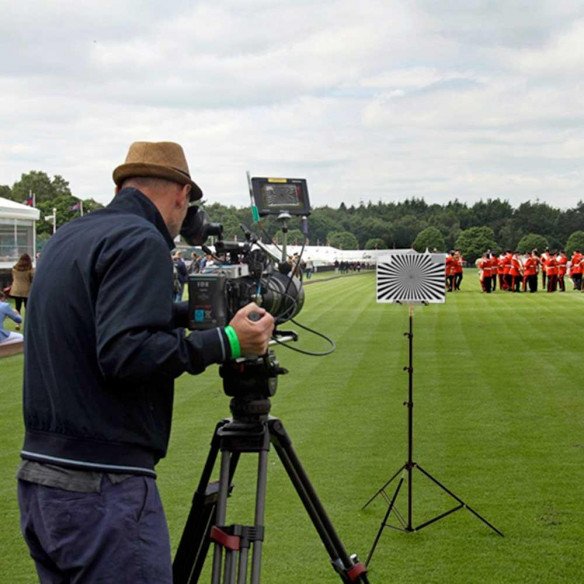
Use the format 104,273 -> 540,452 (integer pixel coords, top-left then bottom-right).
113,141 -> 203,200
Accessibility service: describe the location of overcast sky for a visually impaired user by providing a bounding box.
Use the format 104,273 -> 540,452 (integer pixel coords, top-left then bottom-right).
1,0 -> 583,210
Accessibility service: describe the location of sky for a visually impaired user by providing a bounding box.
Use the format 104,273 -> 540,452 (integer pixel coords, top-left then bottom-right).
1,0 -> 583,210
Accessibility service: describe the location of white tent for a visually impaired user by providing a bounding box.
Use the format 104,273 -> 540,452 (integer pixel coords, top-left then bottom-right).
0,197 -> 41,221
0,197 -> 41,270
261,244 -> 414,266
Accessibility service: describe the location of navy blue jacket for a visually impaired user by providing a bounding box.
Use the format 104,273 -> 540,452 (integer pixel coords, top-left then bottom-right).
22,189 -> 231,476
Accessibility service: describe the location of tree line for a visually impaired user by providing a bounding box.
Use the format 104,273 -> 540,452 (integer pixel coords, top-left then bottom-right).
3,171 -> 584,262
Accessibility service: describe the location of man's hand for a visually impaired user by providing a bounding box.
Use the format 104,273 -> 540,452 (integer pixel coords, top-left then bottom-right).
229,303 -> 275,357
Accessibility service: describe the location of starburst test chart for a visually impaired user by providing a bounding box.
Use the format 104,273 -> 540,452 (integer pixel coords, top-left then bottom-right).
376,252 -> 446,305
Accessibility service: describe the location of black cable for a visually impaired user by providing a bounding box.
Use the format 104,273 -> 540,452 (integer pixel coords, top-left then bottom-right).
271,318 -> 336,357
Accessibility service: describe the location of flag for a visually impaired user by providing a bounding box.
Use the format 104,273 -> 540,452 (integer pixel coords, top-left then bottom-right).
68,200 -> 84,215
24,191 -> 34,207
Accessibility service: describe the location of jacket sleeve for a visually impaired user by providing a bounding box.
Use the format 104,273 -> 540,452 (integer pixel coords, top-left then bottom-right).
5,305 -> 22,324
94,229 -> 229,384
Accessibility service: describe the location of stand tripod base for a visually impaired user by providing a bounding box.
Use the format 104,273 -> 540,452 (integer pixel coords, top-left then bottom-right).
363,461 -> 503,565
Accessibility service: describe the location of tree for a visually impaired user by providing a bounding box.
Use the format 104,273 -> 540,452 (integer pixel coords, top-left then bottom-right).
470,198 -> 513,230
0,184 -> 11,199
365,238 -> 386,250
556,201 -> 584,244
390,215 -> 427,248
454,226 -> 498,263
11,171 -> 71,203
497,219 -> 517,251
36,195 -> 82,235
565,231 -> 584,256
517,233 -> 549,254
511,201 -> 559,245
328,230 -> 359,250
412,226 -> 446,252
285,229 -> 305,245
307,208 -> 340,246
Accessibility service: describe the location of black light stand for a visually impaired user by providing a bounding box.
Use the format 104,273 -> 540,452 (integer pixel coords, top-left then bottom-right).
173,353 -> 370,584
362,304 -> 503,566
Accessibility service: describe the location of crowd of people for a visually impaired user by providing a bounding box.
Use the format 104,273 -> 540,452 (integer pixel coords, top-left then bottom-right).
475,249 -> 583,293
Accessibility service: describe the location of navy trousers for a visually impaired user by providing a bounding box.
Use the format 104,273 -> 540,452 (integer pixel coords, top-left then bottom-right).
18,475 -> 172,583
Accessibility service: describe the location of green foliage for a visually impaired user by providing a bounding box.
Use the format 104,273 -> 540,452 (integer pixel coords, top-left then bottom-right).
412,226 -> 446,252
455,226 -> 498,262
35,195 -> 99,236
565,230 -> 584,256
2,171 -> 104,236
10,171 -> 71,203
284,229 -> 305,245
327,230 -> 359,249
517,233 -> 549,253
511,201 -> 561,248
365,238 -> 386,250
390,214 -> 427,248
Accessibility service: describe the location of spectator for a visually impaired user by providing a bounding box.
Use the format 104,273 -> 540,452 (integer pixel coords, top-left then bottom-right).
188,252 -> 200,274
173,250 -> 188,301
10,253 -> 34,327
0,290 -> 23,344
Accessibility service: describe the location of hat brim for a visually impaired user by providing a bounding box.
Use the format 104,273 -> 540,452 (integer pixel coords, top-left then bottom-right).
113,163 -> 203,200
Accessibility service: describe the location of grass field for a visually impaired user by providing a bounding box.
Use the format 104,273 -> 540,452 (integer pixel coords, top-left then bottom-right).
1,269 -> 583,583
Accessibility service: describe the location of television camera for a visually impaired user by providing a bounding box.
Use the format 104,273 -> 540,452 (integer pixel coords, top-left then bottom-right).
179,177 -> 310,332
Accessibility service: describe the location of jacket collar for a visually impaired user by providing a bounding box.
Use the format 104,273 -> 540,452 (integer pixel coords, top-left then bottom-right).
107,188 -> 175,250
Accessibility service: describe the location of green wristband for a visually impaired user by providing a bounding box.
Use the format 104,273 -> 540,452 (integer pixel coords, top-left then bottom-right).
224,325 -> 241,360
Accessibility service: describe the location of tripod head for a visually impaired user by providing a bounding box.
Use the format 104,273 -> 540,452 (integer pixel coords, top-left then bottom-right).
219,351 -> 288,421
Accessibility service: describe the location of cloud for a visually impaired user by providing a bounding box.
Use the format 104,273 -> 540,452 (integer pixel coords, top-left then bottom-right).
0,0 -> 583,210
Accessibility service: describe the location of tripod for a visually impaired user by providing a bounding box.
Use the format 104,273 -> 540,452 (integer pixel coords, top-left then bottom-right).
173,354 -> 370,584
362,305 -> 503,565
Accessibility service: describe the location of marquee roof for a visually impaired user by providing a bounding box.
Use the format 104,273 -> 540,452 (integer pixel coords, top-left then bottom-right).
0,197 -> 41,220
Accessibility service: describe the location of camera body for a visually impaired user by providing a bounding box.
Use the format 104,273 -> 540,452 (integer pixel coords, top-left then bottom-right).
187,264 -> 249,329
186,241 -> 305,330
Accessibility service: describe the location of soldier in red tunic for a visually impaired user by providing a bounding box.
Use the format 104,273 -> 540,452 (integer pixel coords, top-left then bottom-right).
557,250 -> 568,292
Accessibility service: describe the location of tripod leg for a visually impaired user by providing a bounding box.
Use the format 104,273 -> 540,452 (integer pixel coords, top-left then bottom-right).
212,450 -> 236,584
174,420 -> 237,584
415,464 -> 503,536
366,474 -> 404,566
361,465 -> 405,510
269,419 -> 369,584
250,447 -> 269,584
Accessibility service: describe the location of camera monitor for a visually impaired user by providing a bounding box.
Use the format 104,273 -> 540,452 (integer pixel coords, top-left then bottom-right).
250,177 -> 311,217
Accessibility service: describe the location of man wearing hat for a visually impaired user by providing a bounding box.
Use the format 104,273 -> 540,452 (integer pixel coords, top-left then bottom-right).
17,142 -> 274,583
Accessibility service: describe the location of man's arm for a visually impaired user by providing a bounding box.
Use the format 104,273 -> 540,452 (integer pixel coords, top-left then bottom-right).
4,305 -> 22,324
95,234 -> 273,384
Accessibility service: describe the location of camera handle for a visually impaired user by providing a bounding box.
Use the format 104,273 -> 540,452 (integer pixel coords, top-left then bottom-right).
276,211 -> 291,266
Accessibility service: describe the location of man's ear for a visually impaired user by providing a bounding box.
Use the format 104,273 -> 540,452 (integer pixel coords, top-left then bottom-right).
172,185 -> 183,208
176,184 -> 190,208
